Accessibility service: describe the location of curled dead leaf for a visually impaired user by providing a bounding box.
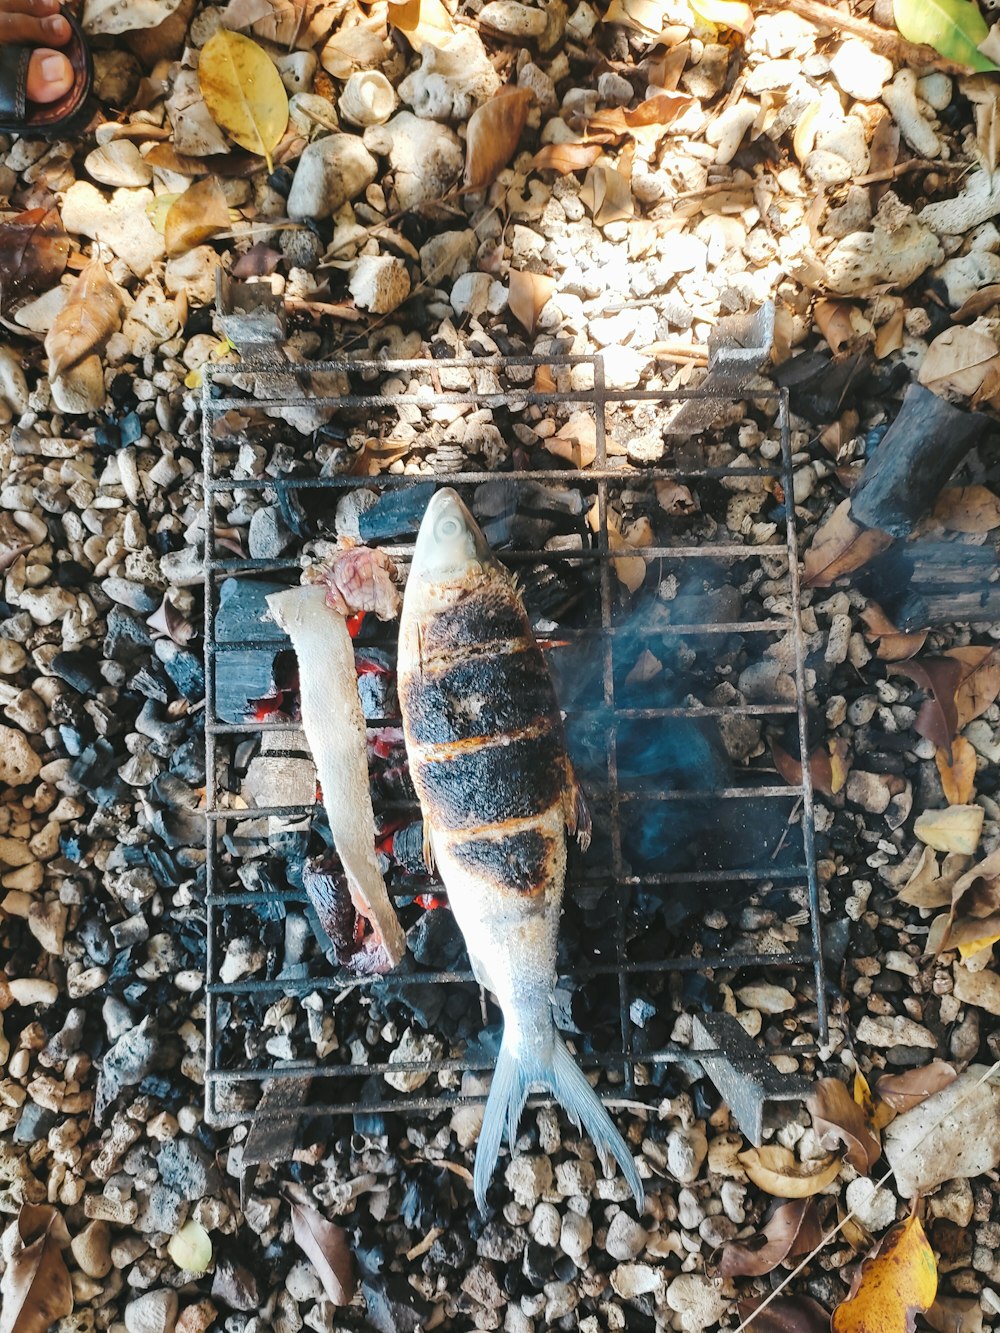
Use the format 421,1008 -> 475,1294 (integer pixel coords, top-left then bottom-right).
933,485 -> 1000,533
44,256 -> 124,381
936,736 -> 977,806
859,601 -> 926,662
815,299 -> 865,356
584,91 -> 692,142
719,1198 -> 823,1278
770,738 -> 847,799
875,1062 -> 958,1115
508,270 -> 556,337
290,1204 -> 354,1306
531,142 -> 603,174
164,175 -> 231,257
914,804 -> 985,856
897,846 -> 969,910
387,0 -> 456,49
918,325 -> 1000,406
737,1295 -> 831,1333
939,847 -> 1000,956
803,500 -> 893,588
807,1077 -> 881,1174
737,1145 -> 842,1197
587,500 -> 645,593
464,86 -> 534,193
548,412 -> 596,468
831,1213 -> 937,1333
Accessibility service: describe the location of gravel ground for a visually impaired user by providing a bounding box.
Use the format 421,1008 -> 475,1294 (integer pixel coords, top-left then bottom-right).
3,1 -> 1000,1329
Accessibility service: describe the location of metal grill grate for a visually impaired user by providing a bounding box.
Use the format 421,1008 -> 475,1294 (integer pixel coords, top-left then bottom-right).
201,354 -> 827,1129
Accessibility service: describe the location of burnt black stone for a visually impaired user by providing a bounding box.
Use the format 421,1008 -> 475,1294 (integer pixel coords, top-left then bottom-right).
104,606 -> 153,661
427,1229 -> 470,1271
362,1275 -> 432,1333
407,907 -> 465,970
14,1101 -> 57,1143
55,560 -> 91,588
51,650 -> 102,694
69,738 -> 116,787
131,666 -> 170,702
522,1241 -> 553,1288
110,374 -> 137,410
160,645 -> 204,701
93,424 -> 121,451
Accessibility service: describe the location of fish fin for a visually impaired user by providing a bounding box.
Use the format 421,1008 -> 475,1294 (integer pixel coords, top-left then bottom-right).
474,1040 -> 528,1212
474,1027 -> 643,1214
565,762 -> 592,853
422,821 -> 436,874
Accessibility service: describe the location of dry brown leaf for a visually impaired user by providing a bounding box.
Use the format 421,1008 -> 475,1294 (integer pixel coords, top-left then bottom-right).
963,74 -> 1000,175
530,142 -> 603,174
807,1077 -> 881,1174
464,86 -> 533,193
936,736 -> 977,805
738,1145 -> 842,1197
859,602 -> 926,662
549,412 -> 596,468
875,1062 -> 958,1115
508,270 -> 556,337
815,299 -> 863,355
802,500 -> 893,588
945,644 -> 1000,729
584,91 -> 692,142
897,845 -> 969,909
290,1204 -> 354,1306
918,325 -> 1000,406
952,283 -> 1000,321
580,162 -> 634,225
223,0 -> 343,47
0,1204 -> 73,1333
534,364 -> 556,393
933,485 -> 1000,532
736,1295 -> 831,1333
893,657 -> 963,756
44,256 -> 125,381
164,175 -> 231,257
232,242 -> 283,278
719,1198 -> 823,1278
831,1214 -> 937,1333
689,0 -> 753,33
602,0 -> 674,36
915,804 -> 985,856
925,1296 -> 985,1333
0,207 -> 69,313
387,0 -> 455,49
875,307 -> 905,358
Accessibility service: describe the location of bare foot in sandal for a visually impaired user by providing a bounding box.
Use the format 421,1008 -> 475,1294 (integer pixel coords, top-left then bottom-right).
0,0 -> 73,103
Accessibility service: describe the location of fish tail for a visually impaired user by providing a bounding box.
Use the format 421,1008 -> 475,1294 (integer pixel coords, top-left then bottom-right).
474,1027 -> 644,1213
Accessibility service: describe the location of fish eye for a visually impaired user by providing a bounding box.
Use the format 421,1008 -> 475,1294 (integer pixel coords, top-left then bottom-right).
437,516 -> 462,539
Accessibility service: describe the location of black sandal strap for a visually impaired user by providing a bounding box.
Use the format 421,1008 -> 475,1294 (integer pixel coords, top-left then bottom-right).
0,44 -> 29,122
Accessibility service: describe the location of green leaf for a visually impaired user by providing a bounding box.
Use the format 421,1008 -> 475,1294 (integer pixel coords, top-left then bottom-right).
892,0 -> 999,72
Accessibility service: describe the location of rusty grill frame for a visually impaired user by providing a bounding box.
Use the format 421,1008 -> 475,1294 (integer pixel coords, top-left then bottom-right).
201,354 -> 827,1128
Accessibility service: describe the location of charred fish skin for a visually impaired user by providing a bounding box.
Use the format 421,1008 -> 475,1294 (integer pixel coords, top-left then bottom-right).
398,488 -> 642,1212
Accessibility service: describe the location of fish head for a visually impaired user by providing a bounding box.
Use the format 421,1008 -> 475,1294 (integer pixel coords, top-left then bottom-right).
409,487 -> 495,587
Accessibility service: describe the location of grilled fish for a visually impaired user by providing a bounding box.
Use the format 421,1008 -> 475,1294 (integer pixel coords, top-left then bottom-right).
398,488 -> 643,1211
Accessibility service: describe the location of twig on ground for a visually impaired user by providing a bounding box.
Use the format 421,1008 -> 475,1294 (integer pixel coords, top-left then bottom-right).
758,0 -> 972,76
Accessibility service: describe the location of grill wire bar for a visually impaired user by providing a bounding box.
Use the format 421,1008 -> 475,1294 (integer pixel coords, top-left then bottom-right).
201,355 -> 826,1127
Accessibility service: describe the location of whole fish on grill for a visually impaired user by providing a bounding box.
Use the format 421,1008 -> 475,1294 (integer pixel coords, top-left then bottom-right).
397,487 -> 643,1211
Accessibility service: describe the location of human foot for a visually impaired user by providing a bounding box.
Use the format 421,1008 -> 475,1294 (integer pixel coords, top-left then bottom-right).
0,0 -> 73,103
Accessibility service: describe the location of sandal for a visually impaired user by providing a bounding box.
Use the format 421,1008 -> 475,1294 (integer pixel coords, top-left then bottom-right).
0,9 -> 92,138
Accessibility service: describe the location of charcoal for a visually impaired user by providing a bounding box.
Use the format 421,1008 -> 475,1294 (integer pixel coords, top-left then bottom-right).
391,822 -> 427,875
216,578 -> 291,643
158,1138 -> 221,1201
215,649 -> 283,725
481,514 -> 556,548
157,641 -> 205,701
361,1275 -> 432,1333
70,738 -> 117,787
130,665 -> 170,702
51,649 -> 103,694
95,1015 -> 162,1123
407,907 -> 465,969
358,483 -> 436,541
473,479 -> 584,518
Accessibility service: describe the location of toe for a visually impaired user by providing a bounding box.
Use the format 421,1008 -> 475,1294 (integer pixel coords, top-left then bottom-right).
25,47 -> 72,103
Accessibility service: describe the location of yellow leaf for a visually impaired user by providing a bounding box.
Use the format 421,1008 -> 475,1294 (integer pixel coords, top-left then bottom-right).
688,0 -> 753,34
957,931 -> 1000,959
935,737 -> 977,806
146,193 -> 181,235
387,0 -> 456,48
164,176 -> 231,258
915,804 -> 984,855
829,738 -> 851,795
832,1213 -> 937,1333
198,29 -> 289,172
168,1220 -> 212,1273
854,1070 -> 875,1122
184,366 -> 204,389
737,1145 -> 843,1197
